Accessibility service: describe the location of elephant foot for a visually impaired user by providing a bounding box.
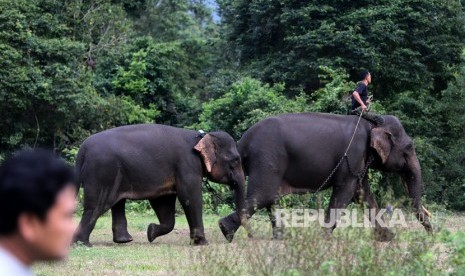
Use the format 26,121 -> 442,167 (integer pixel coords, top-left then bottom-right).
147,223 -> 157,243
219,219 -> 236,243
147,223 -> 175,243
191,236 -> 208,246
112,226 -> 133,243
323,226 -> 334,237
374,227 -> 395,242
113,233 -> 133,244
424,222 -> 433,233
73,238 -> 92,247
421,218 -> 433,233
272,227 -> 284,240
73,233 -> 92,247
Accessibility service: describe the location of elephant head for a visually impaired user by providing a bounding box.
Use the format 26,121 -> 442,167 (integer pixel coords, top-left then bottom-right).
370,115 -> 432,231
194,132 -> 248,226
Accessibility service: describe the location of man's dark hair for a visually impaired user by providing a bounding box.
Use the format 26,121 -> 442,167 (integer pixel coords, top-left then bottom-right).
359,70 -> 370,81
0,149 -> 75,235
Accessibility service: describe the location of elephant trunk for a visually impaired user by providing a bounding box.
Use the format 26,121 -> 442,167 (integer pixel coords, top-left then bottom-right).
403,153 -> 432,232
232,169 -> 252,237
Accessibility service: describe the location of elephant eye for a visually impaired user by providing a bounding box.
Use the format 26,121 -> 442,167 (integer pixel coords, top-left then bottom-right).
404,153 -> 410,166
404,143 -> 413,151
230,157 -> 240,167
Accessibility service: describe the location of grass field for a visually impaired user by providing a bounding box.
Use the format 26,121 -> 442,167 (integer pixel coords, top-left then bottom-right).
33,210 -> 465,275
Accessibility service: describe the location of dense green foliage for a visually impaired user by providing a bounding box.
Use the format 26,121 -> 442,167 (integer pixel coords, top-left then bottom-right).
195,77 -> 309,139
1,0 -> 465,210
0,0 -> 155,155
219,0 -> 465,96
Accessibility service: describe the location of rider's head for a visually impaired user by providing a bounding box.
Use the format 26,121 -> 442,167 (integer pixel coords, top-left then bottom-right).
360,70 -> 371,84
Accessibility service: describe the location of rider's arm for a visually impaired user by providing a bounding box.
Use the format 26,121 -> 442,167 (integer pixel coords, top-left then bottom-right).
352,91 -> 368,111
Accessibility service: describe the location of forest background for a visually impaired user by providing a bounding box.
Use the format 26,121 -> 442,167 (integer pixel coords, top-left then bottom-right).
1,0 -> 464,211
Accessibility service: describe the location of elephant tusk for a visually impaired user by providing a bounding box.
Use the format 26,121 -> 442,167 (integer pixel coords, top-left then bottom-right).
422,205 -> 432,218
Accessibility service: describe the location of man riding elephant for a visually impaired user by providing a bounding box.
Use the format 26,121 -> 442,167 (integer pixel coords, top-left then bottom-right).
218,112 -> 432,242
351,70 -> 384,126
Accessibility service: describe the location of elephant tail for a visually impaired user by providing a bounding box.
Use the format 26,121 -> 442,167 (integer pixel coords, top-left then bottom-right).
74,144 -> 86,191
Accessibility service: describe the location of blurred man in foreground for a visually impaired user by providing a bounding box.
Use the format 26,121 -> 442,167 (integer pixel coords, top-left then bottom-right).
0,149 -> 77,276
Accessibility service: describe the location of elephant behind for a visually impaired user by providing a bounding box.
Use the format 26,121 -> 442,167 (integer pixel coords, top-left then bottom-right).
73,124 -> 248,246
219,112 -> 432,242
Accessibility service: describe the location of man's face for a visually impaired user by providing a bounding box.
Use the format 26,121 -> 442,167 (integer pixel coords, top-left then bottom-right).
366,73 -> 372,84
21,185 -> 77,261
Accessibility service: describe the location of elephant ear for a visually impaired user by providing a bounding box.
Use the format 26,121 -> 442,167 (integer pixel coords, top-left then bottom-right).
194,134 -> 217,173
370,128 -> 393,164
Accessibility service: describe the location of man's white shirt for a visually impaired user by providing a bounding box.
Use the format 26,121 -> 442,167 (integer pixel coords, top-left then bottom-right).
0,246 -> 34,276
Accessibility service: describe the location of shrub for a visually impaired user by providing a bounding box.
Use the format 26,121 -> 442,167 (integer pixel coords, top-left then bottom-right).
195,77 -> 310,140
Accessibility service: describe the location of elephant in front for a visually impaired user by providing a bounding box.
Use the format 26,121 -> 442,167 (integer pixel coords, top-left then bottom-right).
73,124 -> 248,246
219,112 -> 432,242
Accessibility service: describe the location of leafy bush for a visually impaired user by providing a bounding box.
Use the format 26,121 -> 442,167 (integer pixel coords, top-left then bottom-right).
110,37 -> 201,126
202,181 -> 235,215
126,200 -> 153,215
310,66 -> 356,114
195,77 -> 310,139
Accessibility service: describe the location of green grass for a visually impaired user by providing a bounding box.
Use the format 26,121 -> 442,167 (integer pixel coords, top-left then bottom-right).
33,211 -> 465,275
33,213 -> 248,275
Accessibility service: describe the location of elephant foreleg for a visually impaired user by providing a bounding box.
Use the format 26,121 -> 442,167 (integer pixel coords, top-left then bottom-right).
267,205 -> 284,239
147,195 -> 176,243
219,171 -> 282,242
324,181 -> 357,235
177,175 -> 208,245
358,178 -> 395,242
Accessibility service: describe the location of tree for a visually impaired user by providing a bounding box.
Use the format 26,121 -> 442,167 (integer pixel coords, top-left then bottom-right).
386,53 -> 465,210
0,0 -> 154,155
97,0 -> 220,126
219,0 -> 465,97
111,37 -> 198,126
195,77 -> 309,139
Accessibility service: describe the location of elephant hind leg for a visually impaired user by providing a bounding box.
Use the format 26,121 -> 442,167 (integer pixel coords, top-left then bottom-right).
74,208 -> 96,246
74,181 -> 120,246
74,201 -> 113,246
111,199 -> 133,243
147,195 -> 176,243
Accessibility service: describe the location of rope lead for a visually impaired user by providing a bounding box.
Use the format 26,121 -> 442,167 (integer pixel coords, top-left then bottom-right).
313,110 -> 369,198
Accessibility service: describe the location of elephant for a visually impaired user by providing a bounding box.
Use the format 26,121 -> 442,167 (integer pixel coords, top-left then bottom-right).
73,124 -> 248,246
218,112 -> 432,242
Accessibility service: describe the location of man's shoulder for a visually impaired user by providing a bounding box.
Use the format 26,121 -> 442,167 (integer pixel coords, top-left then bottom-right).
357,82 -> 367,88
354,82 -> 367,93
357,82 -> 368,93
